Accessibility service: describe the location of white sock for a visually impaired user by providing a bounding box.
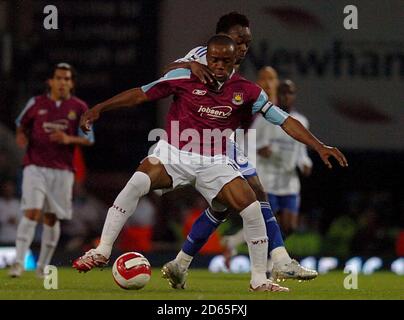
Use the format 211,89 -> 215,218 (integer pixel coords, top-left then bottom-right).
174,250 -> 193,271
15,216 -> 37,265
37,221 -> 61,269
240,201 -> 268,288
96,171 -> 151,258
271,246 -> 292,267
225,229 -> 245,249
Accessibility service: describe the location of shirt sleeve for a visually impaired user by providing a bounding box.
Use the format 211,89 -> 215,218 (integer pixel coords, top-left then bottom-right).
15,97 -> 36,127
174,46 -> 207,63
141,68 -> 192,101
78,126 -> 95,143
251,89 -> 289,126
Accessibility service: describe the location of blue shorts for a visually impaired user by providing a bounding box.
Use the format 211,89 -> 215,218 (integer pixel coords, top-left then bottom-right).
228,140 -> 257,179
268,194 -> 300,215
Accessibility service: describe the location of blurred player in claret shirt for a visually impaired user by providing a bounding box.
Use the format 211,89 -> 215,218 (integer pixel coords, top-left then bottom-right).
9,63 -> 94,278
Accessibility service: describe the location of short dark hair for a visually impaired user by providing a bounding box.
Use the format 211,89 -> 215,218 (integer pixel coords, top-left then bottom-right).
215,12 -> 250,34
49,62 -> 76,81
46,62 -> 76,94
207,35 -> 236,50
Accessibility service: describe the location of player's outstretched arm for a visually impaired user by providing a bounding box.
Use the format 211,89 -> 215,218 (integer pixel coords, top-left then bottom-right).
281,116 -> 348,169
80,88 -> 148,133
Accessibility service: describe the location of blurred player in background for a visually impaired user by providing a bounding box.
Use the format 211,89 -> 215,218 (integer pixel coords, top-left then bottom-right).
255,79 -> 312,237
9,63 -> 94,278
161,13 -> 317,287
256,66 -> 279,105
221,66 -> 281,266
73,36 -> 347,292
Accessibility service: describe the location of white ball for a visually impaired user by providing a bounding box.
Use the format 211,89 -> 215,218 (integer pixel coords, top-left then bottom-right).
112,252 -> 151,290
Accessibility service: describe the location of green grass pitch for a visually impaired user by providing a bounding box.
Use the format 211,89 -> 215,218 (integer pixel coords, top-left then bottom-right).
0,268 -> 403,300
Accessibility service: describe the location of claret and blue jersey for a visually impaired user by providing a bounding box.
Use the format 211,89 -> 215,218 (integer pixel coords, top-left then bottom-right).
15,95 -> 94,172
141,68 -> 289,156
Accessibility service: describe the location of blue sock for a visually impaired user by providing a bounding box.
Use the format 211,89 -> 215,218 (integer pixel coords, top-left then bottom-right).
260,202 -> 285,253
182,208 -> 222,256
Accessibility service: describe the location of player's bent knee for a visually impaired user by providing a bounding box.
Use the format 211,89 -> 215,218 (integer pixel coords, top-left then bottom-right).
137,158 -> 172,189
113,171 -> 151,214
233,194 -> 257,212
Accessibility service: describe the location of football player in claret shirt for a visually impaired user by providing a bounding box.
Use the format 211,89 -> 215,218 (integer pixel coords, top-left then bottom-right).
9,63 -> 94,278
161,12 -> 317,287
73,36 -> 347,292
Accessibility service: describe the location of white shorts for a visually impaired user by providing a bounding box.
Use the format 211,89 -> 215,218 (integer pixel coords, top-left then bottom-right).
228,140 -> 257,178
21,165 -> 74,220
148,140 -> 243,211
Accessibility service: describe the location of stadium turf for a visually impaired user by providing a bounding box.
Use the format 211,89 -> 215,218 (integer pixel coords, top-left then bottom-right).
0,268 -> 402,300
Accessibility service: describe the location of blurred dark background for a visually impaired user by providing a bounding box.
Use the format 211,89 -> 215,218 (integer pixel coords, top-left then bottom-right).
0,0 -> 403,267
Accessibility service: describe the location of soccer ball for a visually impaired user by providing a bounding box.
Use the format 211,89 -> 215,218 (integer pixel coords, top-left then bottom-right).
112,252 -> 151,290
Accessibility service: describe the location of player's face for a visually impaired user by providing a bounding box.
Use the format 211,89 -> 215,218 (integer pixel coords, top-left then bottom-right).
257,67 -> 279,96
206,44 -> 236,82
48,69 -> 74,100
225,25 -> 252,65
278,83 -> 297,110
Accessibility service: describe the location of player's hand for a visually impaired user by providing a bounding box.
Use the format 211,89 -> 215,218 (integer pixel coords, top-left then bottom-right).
16,131 -> 28,149
189,61 -> 215,85
316,145 -> 348,169
80,108 -> 100,134
49,130 -> 71,144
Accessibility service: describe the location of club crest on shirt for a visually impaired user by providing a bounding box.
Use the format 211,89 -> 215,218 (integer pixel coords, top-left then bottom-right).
67,110 -> 77,120
232,92 -> 244,105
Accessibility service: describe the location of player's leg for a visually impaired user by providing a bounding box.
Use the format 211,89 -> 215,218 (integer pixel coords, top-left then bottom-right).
9,209 -> 41,277
163,206 -> 238,290
36,168 -> 73,277
169,170 -> 262,273
162,206 -> 229,289
36,213 -> 60,278
247,178 -> 294,270
277,195 -> 300,237
172,175 -> 285,271
10,165 -> 45,277
215,177 -> 270,290
73,157 -> 172,272
175,207 -> 227,268
222,175 -> 292,270
269,194 -> 317,281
